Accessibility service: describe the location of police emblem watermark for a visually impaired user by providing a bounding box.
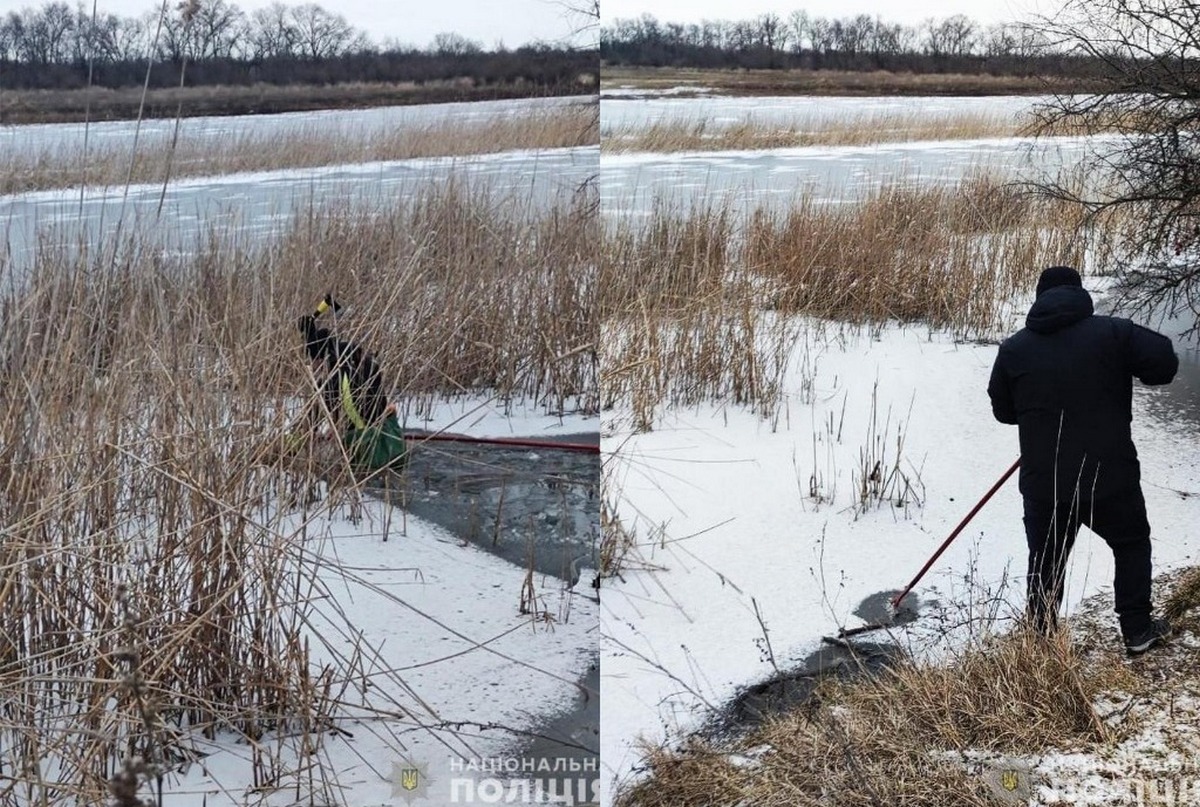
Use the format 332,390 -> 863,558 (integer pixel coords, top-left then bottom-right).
390,761 -> 433,804
985,758 -> 1032,803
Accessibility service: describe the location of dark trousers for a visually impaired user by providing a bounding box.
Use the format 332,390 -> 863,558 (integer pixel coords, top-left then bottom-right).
1023,488 -> 1153,640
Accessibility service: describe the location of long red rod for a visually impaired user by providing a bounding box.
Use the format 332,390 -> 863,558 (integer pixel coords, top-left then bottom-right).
411,432 -> 600,454
891,458 -> 1020,610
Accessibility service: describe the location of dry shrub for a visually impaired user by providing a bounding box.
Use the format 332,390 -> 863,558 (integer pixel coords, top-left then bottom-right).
1164,565 -> 1200,622
615,742 -> 747,807
616,630 -> 1125,806
0,175 -> 595,803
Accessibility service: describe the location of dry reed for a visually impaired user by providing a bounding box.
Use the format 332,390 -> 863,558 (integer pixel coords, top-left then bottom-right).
599,201 -> 797,431
1164,565 -> 1200,622
600,174 -> 1131,431
1,103 -> 598,196
616,629 -> 1126,806
603,110 -> 1019,154
0,174 -> 595,803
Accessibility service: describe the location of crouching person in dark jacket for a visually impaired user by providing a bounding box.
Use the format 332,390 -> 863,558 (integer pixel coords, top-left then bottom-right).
296,295 -> 407,473
988,266 -> 1178,655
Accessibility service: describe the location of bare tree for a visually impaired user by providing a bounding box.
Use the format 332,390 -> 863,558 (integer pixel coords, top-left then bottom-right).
189,0 -> 246,59
109,15 -> 148,61
833,14 -> 873,55
727,19 -> 755,52
0,13 -> 19,61
923,14 -> 976,57
289,3 -> 353,59
1027,0 -> 1200,325
557,0 -> 599,47
808,16 -> 834,55
756,12 -> 787,53
248,2 -> 297,59
430,31 -> 483,56
700,20 -> 723,49
12,3 -> 77,64
981,23 -> 1019,57
42,2 -> 76,62
872,19 -> 909,56
786,10 -> 808,53
158,7 -> 192,61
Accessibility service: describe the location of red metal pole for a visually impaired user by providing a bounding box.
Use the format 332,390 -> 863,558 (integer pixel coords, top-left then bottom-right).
891,458 -> 1020,611
411,432 -> 600,454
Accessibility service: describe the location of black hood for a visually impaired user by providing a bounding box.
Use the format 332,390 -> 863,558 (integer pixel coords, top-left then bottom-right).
299,314 -> 334,362
1026,284 -> 1094,334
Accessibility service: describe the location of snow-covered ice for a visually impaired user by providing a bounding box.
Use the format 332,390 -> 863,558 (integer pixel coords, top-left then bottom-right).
154,400 -> 599,805
599,287 -> 1200,802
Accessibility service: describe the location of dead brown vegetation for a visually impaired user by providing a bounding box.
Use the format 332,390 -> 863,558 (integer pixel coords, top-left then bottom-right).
1,103 -> 598,195
0,176 -> 596,803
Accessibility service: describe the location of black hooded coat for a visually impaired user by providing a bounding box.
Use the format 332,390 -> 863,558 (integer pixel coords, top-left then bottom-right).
987,284 -> 1178,503
298,314 -> 389,429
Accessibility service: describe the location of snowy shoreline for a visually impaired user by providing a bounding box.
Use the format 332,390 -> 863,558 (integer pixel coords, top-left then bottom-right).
600,283 -> 1200,802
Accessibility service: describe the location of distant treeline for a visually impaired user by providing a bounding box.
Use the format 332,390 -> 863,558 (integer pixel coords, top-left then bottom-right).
0,0 -> 596,91
601,11 -> 1093,77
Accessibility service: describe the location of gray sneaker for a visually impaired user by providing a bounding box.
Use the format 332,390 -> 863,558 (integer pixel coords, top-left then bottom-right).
1125,618 -> 1172,657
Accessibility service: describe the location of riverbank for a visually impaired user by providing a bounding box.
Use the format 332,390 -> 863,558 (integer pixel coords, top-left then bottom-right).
0,79 -> 594,125
600,275 -> 1200,802
601,66 -> 1099,99
616,565 -> 1200,806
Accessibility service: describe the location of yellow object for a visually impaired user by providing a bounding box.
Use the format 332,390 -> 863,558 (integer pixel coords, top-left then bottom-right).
340,374 -> 367,430
315,299 -> 330,315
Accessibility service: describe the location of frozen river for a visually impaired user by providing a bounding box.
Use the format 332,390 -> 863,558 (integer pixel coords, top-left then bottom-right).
1,95 -> 592,160
599,94 -> 1104,216
601,134 -> 1097,216
0,146 -> 598,270
600,93 -> 1042,129
0,96 -> 598,271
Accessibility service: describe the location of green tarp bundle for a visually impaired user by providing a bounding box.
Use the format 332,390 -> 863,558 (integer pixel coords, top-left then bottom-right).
344,412 -> 408,473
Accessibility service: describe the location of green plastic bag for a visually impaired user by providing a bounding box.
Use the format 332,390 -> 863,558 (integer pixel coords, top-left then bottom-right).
343,413 -> 408,473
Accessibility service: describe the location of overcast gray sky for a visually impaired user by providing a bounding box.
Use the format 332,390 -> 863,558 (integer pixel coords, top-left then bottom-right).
0,0 -> 592,49
602,0 -> 1053,27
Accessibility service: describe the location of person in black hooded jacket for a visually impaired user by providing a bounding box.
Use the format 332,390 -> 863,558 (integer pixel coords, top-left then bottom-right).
292,295 -> 406,472
988,266 -> 1178,655
298,310 -> 388,431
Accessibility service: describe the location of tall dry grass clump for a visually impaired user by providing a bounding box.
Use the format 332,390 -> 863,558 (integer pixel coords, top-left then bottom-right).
0,267 -> 342,804
0,176 -> 595,803
600,174 -> 1134,431
603,110 -> 1019,154
742,175 -> 1099,334
1164,565 -> 1200,622
600,202 -> 796,431
1,103 -> 598,195
616,630 -> 1126,806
